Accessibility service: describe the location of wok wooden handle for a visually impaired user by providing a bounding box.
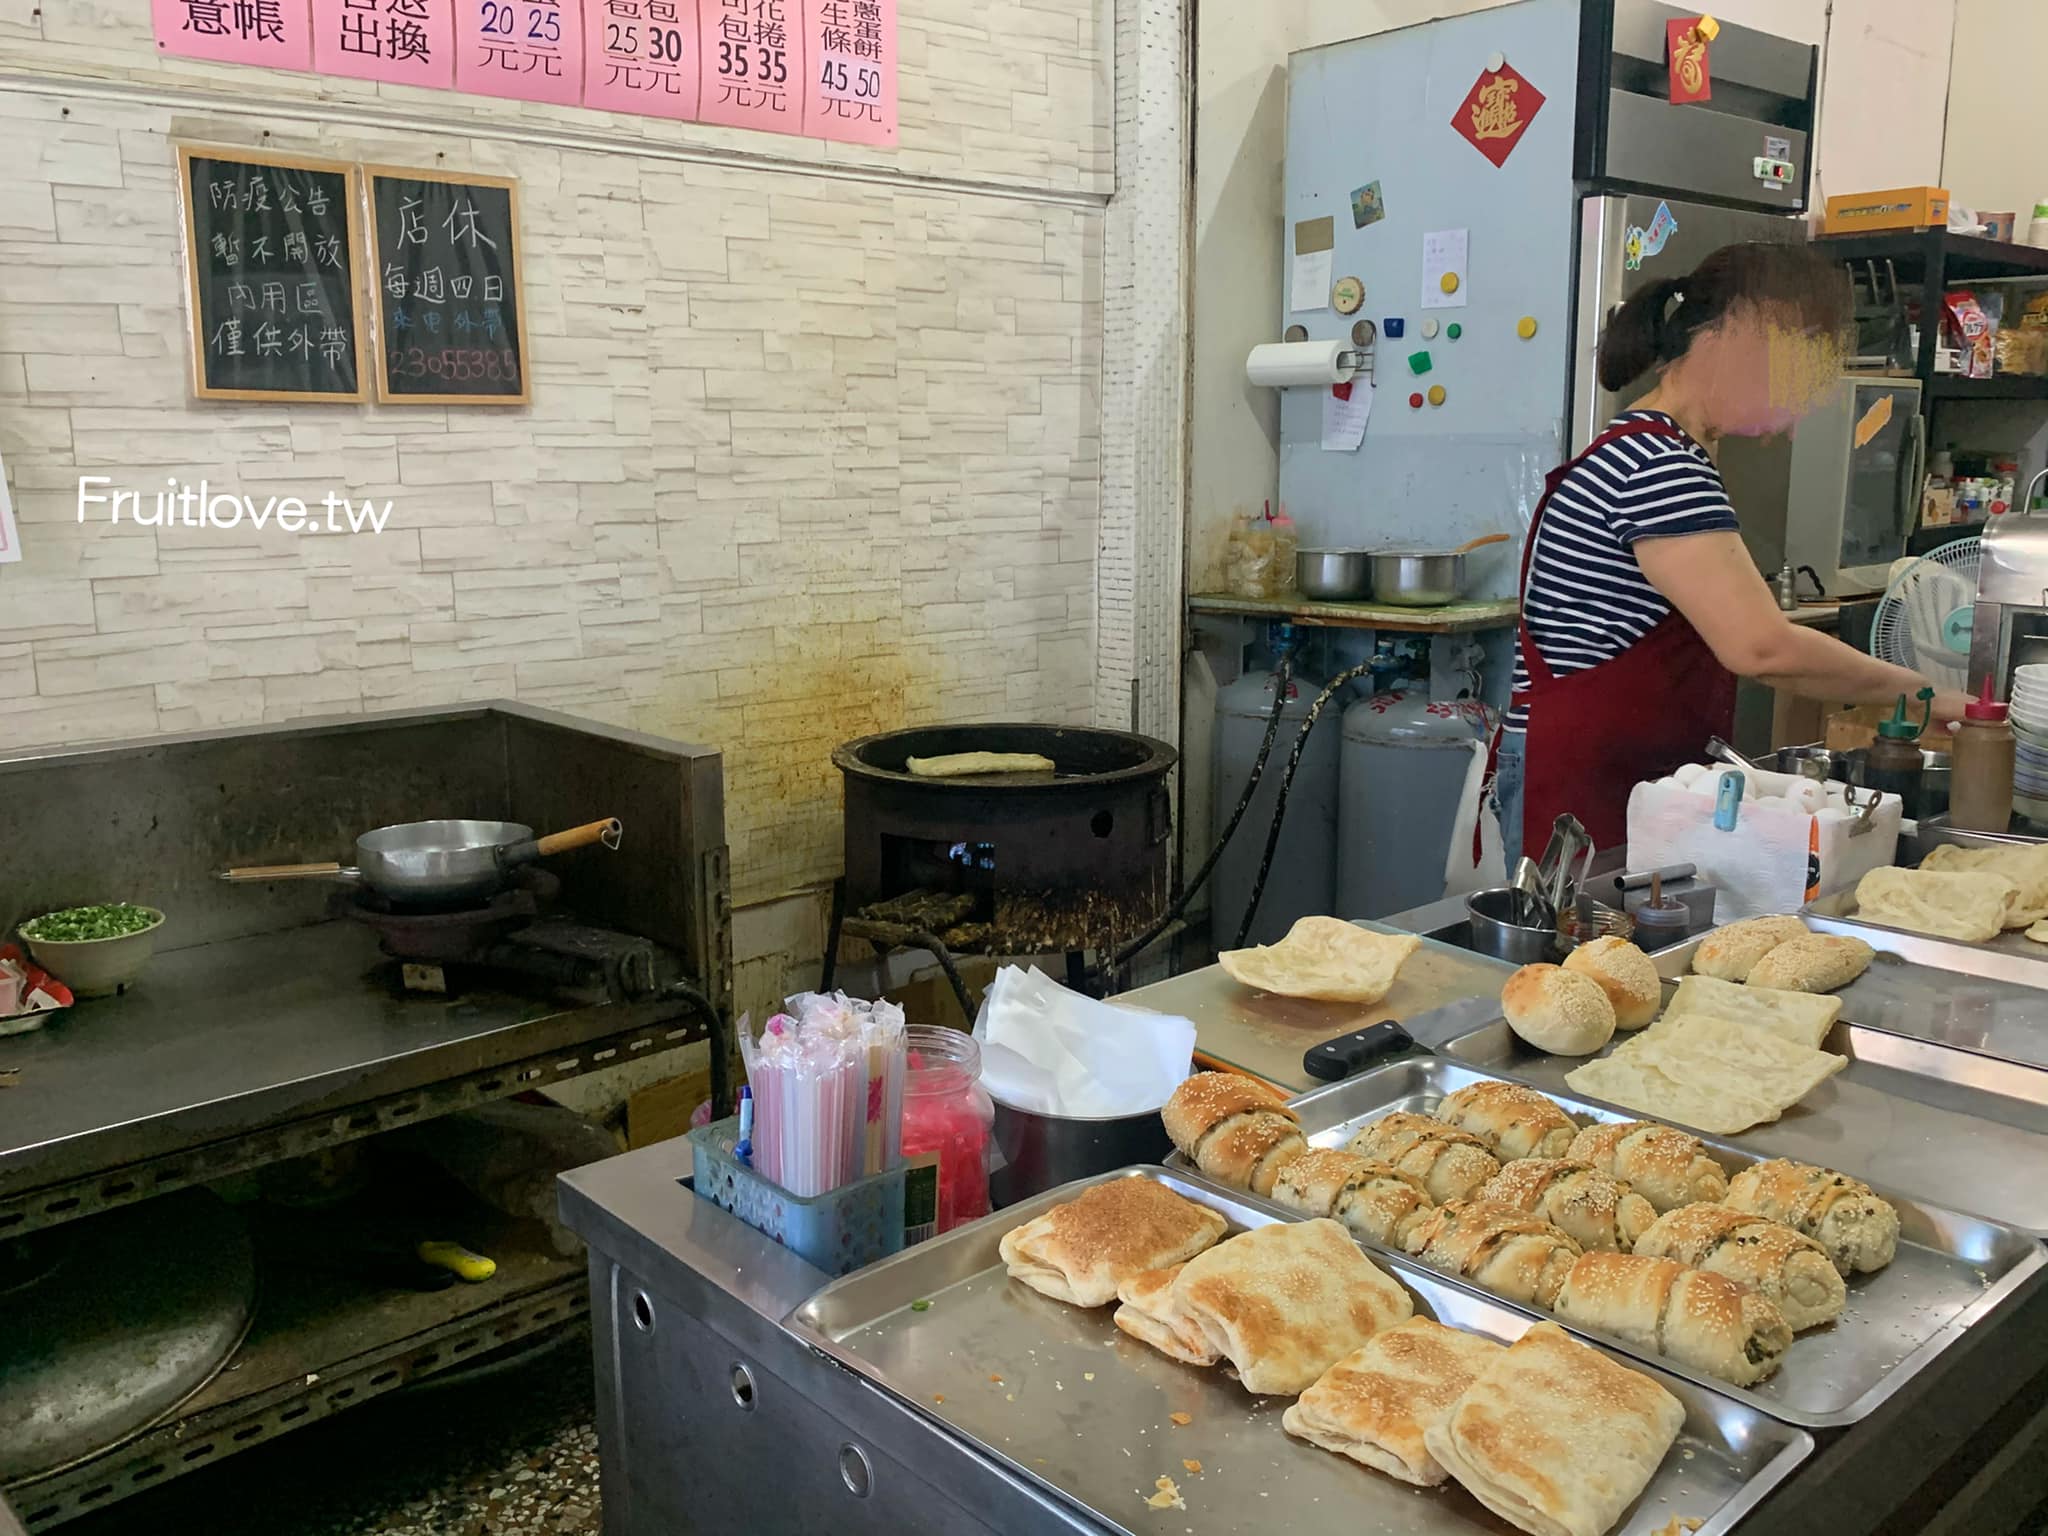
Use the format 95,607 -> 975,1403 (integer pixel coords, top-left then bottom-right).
533,818 -> 623,856
219,862 -> 349,882
1455,532 -> 1513,554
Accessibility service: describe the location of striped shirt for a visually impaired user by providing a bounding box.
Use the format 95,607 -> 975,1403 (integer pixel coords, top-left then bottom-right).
1506,411 -> 1737,732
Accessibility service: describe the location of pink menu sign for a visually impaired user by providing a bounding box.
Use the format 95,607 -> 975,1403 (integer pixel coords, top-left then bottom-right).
582,0 -> 701,120
801,0 -> 894,145
696,0 -> 802,135
312,0 -> 456,87
153,0 -> 313,70
455,0 -> 584,105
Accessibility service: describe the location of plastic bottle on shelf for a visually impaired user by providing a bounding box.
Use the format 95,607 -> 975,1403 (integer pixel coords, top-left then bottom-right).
1950,679 -> 2016,833
1266,509 -> 1300,597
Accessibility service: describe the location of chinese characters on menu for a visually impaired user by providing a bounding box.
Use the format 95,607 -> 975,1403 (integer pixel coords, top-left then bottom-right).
155,0 -> 897,144
196,161 -> 359,390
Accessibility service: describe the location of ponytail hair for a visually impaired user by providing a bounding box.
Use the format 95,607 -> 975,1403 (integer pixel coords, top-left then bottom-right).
1596,241 -> 1852,393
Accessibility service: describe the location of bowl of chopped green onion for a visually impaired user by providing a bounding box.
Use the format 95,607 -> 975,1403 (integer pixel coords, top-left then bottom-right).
18,904 -> 166,997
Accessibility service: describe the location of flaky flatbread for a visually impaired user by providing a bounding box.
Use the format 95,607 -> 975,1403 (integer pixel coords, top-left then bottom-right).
1218,916 -> 1420,1004
1170,1219 -> 1414,1396
1855,866 -> 2017,943
1000,1178 -> 1227,1307
1113,1263 -> 1218,1365
1423,1321 -> 1684,1536
1565,1013 -> 1845,1135
1663,974 -> 1842,1049
1281,1318 -> 1504,1486
1922,841 -> 2048,926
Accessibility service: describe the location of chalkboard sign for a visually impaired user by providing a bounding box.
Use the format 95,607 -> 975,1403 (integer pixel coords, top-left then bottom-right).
365,166 -> 530,406
177,147 -> 367,403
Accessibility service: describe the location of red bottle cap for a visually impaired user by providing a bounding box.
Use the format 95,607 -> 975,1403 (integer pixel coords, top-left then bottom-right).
1966,676 -> 2010,722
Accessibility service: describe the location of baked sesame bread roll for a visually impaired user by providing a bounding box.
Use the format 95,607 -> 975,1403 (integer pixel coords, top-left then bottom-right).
1401,1199 -> 1583,1310
1477,1159 -> 1657,1253
1501,964 -> 1617,1056
1692,915 -> 1809,981
1633,1201 -> 1846,1331
1555,1252 -> 1792,1387
1566,1120 -> 1729,1214
1562,937 -> 1663,1030
1162,1070 -> 1296,1159
1744,933 -> 1875,994
1271,1148 -> 1435,1249
1196,1110 -> 1307,1196
1725,1158 -> 1900,1275
1345,1111 -> 1501,1205
1436,1080 -> 1580,1161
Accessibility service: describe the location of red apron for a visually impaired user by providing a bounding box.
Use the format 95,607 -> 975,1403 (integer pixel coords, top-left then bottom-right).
1507,418 -> 1737,852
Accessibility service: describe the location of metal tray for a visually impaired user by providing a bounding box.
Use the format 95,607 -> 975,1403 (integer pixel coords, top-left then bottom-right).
790,1167 -> 1812,1536
1476,930 -> 2048,1236
1801,887 -> 2048,988
1214,1059 -> 2046,1428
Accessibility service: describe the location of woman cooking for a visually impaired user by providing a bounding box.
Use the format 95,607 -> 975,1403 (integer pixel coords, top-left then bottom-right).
1494,241 -> 1968,867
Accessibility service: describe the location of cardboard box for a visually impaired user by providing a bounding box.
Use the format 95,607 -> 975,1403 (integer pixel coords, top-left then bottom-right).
1823,186 -> 1951,236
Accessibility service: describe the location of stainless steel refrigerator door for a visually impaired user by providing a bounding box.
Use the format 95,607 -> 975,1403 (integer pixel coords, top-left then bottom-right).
1571,193 -> 1805,447
1572,193 -> 1805,573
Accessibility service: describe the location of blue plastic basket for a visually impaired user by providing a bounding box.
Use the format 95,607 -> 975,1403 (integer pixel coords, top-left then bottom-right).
687,1117 -> 907,1277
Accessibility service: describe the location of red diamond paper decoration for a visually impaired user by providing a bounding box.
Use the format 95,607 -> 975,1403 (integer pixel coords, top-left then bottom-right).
1452,60 -> 1545,169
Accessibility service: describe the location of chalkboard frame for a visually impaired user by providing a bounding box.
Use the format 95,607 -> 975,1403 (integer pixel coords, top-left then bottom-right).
361,164 -> 532,408
175,144 -> 369,404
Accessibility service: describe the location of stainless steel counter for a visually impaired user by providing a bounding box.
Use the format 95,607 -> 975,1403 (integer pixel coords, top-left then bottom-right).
561,1134 -> 2048,1536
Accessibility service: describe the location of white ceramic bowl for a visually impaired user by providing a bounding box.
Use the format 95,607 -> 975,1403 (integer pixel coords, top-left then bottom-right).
20,907 -> 166,998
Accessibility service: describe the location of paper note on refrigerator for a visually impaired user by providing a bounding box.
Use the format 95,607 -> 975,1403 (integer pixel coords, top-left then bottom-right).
0,448 -> 18,564
1292,215 -> 1336,313
1421,228 -> 1470,310
1853,391 -> 1894,449
1322,382 -> 1371,451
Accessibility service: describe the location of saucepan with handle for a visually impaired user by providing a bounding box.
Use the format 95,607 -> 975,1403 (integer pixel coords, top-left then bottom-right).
1369,532 -> 1513,607
220,817 -> 623,906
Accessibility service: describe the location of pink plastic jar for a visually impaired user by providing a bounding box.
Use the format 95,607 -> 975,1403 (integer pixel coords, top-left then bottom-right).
900,1025 -> 992,1234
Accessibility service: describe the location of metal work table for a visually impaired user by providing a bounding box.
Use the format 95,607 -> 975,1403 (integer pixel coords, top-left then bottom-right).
1,921 -> 694,1238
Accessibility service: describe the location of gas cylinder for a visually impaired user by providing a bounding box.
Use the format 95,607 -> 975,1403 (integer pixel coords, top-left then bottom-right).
1337,689 -> 1494,919
1211,663 -> 1340,946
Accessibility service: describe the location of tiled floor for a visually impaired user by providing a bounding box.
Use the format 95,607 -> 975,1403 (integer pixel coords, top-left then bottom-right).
60,1327 -> 603,1536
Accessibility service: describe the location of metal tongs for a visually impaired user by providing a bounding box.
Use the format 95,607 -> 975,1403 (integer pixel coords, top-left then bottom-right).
1531,813 -> 1595,925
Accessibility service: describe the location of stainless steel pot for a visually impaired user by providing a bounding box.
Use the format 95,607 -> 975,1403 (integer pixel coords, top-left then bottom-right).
1295,548 -> 1372,601
221,816 -> 623,905
1465,887 -> 1560,964
987,1095 -> 1173,1208
1369,533 -> 1512,607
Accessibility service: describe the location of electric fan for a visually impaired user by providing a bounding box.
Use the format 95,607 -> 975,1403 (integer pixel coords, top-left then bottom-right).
1868,538 -> 1980,694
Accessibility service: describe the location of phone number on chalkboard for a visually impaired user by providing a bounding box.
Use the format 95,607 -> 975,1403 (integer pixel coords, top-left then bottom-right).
393,347 -> 521,383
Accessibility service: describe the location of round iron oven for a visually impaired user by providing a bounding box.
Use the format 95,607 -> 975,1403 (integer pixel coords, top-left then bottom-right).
833,725 -> 1178,955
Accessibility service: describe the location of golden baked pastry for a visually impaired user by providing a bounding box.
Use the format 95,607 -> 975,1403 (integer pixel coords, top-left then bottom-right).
1554,1252 -> 1792,1387
1566,1121 -> 1728,1214
1435,1080 -> 1579,1160
1691,915 -> 1808,981
1402,1199 -> 1583,1310
1632,1201 -> 1846,1331
1562,937 -> 1662,1030
1281,1317 -> 1504,1485
1477,1158 -> 1657,1253
999,1178 -> 1228,1307
1725,1157 -> 1900,1275
1345,1111 -> 1501,1204
1269,1148 -> 1435,1250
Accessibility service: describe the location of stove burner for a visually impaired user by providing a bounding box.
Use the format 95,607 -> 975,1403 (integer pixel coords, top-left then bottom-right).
345,869 -> 560,961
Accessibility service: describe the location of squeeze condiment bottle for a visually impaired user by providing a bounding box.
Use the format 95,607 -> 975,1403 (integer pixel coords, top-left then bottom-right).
1862,692 -> 1928,819
1950,679 -> 2015,833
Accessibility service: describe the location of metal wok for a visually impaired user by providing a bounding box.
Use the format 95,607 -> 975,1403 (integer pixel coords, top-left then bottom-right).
222,816 -> 622,906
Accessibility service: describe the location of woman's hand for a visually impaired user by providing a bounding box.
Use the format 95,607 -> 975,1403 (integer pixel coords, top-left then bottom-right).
1929,690 -> 1972,730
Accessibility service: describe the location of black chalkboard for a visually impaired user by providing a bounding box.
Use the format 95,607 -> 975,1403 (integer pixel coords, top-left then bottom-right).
178,147 -> 367,402
365,168 -> 529,405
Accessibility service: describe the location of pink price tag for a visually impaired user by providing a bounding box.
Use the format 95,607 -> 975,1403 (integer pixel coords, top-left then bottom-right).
312,0 -> 457,87
581,0 -> 701,119
696,0 -> 803,135
152,0 -> 314,70
800,0 -> 895,145
455,0 -> 584,105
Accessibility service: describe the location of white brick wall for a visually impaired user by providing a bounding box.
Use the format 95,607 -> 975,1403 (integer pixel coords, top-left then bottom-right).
0,0 -> 1112,915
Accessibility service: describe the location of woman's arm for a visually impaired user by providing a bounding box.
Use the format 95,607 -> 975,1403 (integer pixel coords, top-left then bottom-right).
1634,530 -> 1968,721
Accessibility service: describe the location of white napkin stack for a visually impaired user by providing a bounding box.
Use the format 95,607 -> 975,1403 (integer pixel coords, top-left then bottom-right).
972,965 -> 1196,1119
